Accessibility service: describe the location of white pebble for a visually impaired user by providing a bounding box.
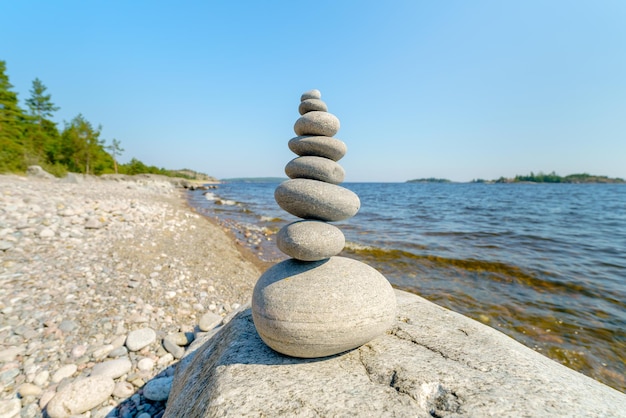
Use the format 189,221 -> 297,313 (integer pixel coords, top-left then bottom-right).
51,364 -> 77,383
137,357 -> 155,371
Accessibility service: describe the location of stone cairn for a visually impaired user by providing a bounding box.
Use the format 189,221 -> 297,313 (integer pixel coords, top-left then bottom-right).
251,89 -> 397,358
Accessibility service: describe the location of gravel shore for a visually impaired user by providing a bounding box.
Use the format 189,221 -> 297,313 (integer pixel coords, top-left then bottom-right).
0,174 -> 261,417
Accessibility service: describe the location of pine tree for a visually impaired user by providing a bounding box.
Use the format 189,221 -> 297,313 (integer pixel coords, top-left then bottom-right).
0,60 -> 27,172
25,78 -> 60,123
23,77 -> 61,163
105,138 -> 124,174
60,114 -> 112,174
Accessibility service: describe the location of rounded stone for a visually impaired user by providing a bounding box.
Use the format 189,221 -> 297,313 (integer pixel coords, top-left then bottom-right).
300,89 -> 321,101
277,220 -> 345,261
288,136 -> 347,161
46,376 -> 115,418
91,358 -> 132,379
285,156 -> 345,184
126,327 -> 156,351
298,99 -> 328,115
274,179 -> 360,222
294,111 -> 340,137
252,256 -> 397,358
143,376 -> 173,401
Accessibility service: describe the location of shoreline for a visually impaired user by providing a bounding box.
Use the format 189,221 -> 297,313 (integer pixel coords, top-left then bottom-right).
0,174 -> 261,417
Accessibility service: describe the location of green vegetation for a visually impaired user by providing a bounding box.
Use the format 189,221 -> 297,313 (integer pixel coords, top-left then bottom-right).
0,60 -> 212,180
497,171 -> 624,184
406,178 -> 452,183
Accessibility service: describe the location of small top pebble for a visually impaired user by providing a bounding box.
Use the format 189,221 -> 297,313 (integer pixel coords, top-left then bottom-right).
301,89 -> 321,101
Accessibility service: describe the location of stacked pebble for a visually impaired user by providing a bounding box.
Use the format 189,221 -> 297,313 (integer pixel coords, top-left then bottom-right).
251,90 -> 397,358
275,89 -> 357,261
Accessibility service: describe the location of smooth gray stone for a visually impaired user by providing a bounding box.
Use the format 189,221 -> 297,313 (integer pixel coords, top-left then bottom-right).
294,111 -> 340,137
276,220 -> 345,261
298,99 -> 328,115
143,376 -> 174,401
252,257 -> 396,358
300,89 -> 321,101
90,358 -> 132,379
26,165 -> 55,180
126,327 -> 156,351
164,290 -> 626,418
163,336 -> 186,359
288,136 -> 347,161
46,376 -> 115,418
285,156 -> 345,184
274,179 -> 359,222
198,312 -> 223,332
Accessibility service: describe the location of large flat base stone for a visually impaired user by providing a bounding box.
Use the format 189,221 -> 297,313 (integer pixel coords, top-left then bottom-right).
165,290 -> 626,417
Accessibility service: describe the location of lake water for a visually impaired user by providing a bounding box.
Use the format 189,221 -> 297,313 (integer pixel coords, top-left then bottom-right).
187,182 -> 626,392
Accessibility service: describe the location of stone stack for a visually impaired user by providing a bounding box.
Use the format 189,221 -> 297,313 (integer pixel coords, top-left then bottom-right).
251,89 -> 397,358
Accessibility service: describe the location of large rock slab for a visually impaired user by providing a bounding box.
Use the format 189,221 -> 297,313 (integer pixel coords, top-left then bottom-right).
252,257 -> 396,357
274,178 -> 360,222
165,290 -> 626,417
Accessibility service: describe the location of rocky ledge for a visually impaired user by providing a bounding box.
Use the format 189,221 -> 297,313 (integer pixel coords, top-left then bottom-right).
166,290 -> 626,417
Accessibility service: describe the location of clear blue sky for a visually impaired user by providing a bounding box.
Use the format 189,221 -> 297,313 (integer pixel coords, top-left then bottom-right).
2,1 -> 625,182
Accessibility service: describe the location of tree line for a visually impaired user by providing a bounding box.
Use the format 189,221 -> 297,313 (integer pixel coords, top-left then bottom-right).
0,60 -> 195,178
469,172 -> 625,184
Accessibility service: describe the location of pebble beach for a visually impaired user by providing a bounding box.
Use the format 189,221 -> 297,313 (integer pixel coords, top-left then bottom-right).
0,173 -> 261,417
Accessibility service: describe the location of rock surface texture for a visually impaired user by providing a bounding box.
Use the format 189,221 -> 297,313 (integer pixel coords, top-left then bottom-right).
166,290 -> 626,417
252,89 -> 396,358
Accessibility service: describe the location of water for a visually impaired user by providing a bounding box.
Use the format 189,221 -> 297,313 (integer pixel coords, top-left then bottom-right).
188,182 -> 626,392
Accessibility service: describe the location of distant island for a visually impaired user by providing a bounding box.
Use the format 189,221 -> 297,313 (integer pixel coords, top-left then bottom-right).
408,172 -> 625,184
406,178 -> 452,183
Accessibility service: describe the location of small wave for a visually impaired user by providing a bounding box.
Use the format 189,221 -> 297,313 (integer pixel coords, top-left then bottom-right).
260,216 -> 285,223
203,192 -> 216,200
214,199 -> 237,206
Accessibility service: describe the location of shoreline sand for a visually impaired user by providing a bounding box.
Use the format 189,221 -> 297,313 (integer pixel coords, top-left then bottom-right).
0,174 -> 261,417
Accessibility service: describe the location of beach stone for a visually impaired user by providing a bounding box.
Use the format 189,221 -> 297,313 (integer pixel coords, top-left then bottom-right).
163,337 -> 185,359
288,136 -> 348,161
0,347 -> 24,362
26,165 -> 55,180
298,99 -> 328,115
143,376 -> 173,402
252,256 -> 396,358
285,156 -> 345,184
18,383 -> 42,397
137,358 -> 155,372
112,381 -> 135,398
198,312 -> 223,332
300,89 -> 321,101
126,327 -> 156,351
51,364 -> 77,383
276,220 -> 345,261
274,179 -> 360,222
108,346 -> 128,358
294,111 -> 340,137
0,240 -> 13,251
46,376 -> 115,418
166,290 -> 626,417
91,358 -> 132,379
0,399 -> 21,418
58,319 -> 78,333
39,227 -> 55,238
